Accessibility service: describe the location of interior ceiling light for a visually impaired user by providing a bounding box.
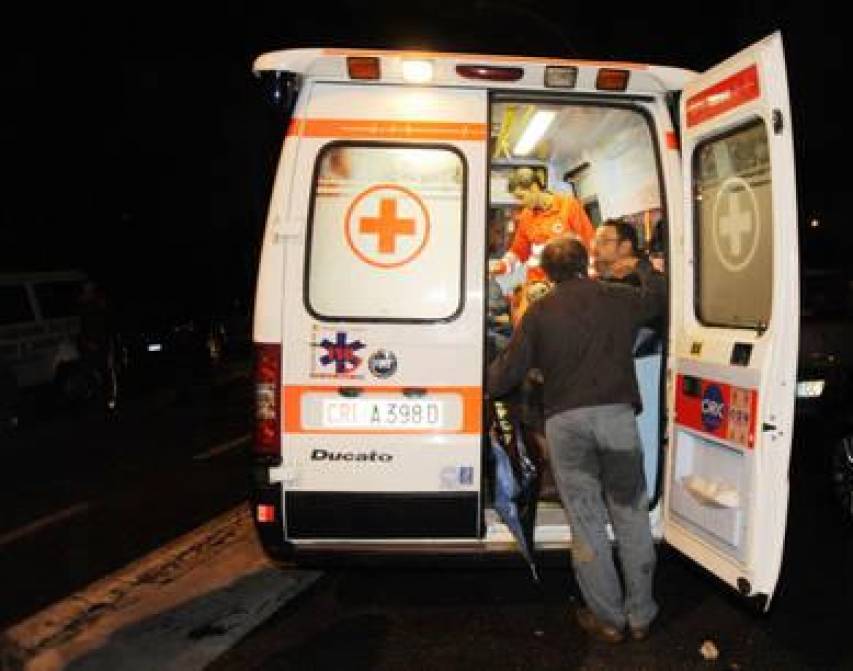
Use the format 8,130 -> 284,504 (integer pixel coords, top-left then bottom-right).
514,110 -> 555,156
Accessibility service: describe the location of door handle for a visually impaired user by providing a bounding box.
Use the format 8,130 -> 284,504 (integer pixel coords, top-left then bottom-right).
402,387 -> 427,398
762,422 -> 777,432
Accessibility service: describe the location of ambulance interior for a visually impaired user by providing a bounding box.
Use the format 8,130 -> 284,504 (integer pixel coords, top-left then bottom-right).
485,100 -> 665,530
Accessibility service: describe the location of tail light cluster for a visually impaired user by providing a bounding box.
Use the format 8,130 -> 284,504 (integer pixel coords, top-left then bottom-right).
254,343 -> 282,460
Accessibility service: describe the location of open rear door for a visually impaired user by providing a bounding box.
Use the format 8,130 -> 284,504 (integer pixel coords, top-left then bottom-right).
664,32 -> 798,608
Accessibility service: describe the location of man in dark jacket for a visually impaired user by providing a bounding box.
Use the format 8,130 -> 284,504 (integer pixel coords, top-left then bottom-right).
488,236 -> 666,643
593,218 -> 644,285
594,218 -> 665,356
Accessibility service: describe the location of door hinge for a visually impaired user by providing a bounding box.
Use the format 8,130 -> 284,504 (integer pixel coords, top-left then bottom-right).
772,109 -> 784,135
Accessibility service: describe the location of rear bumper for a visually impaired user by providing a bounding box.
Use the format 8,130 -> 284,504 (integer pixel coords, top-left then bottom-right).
250,472 -> 488,563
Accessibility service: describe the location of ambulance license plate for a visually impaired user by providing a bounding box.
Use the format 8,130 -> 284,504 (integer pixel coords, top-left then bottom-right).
321,399 -> 443,429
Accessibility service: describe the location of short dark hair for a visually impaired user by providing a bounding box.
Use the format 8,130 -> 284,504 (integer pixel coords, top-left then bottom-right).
541,237 -> 588,283
507,167 -> 546,193
602,218 -> 639,255
649,219 -> 666,254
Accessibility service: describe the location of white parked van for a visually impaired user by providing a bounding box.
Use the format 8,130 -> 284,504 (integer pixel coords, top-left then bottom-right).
0,271 -> 87,393
249,33 -> 798,609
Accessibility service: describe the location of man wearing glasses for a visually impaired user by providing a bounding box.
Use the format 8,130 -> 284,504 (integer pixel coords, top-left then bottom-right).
593,218 -> 645,285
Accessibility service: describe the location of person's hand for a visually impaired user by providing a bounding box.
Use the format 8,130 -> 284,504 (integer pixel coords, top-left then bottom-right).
609,256 -> 639,279
489,259 -> 509,276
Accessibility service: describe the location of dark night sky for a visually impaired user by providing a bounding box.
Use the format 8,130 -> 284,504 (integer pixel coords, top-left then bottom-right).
0,1 -> 844,314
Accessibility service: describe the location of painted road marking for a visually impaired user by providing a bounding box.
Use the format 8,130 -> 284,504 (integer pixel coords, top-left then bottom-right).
0,502 -> 91,548
192,434 -> 251,461
0,433 -> 252,548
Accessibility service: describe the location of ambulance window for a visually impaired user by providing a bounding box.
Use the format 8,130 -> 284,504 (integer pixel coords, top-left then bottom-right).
693,121 -> 772,328
307,144 -> 465,321
0,286 -> 34,325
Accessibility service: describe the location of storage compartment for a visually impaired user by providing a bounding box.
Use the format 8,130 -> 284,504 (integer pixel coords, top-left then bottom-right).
669,429 -> 750,558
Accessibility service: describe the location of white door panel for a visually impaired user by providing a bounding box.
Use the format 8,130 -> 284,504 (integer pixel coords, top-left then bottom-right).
665,32 -> 798,608
279,83 -> 488,540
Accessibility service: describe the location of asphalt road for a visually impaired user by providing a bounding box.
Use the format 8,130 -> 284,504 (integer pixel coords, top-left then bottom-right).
0,360 -> 253,630
2,366 -> 852,669
210,429 -> 853,671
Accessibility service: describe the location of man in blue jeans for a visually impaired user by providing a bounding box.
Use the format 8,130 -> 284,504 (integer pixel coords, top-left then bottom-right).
488,236 -> 666,643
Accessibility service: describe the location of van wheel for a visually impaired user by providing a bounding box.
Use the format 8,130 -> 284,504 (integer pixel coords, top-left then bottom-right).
55,363 -> 96,406
830,432 -> 853,525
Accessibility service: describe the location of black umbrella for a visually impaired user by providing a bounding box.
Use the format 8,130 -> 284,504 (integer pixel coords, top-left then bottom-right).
490,400 -> 541,582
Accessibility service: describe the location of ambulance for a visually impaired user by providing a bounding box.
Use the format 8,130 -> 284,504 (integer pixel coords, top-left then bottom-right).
249,32 -> 798,609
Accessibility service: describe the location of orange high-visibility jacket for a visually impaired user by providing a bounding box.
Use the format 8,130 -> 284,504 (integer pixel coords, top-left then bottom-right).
509,193 -> 595,273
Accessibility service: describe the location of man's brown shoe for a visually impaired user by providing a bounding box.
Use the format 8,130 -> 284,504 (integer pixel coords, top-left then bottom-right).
575,607 -> 624,643
628,624 -> 650,641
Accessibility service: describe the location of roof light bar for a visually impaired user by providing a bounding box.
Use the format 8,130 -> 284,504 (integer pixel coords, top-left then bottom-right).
456,64 -> 523,81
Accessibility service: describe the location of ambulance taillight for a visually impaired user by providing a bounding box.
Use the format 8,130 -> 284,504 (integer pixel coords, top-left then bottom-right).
253,343 -> 281,460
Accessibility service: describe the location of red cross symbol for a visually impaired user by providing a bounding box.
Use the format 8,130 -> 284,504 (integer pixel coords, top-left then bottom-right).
345,184 -> 431,269
359,198 -> 415,254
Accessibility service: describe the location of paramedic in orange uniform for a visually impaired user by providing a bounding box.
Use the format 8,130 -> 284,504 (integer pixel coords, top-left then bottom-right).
491,167 -> 595,282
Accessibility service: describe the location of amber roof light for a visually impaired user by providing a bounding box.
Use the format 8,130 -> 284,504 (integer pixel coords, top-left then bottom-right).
348,57 -> 381,80
596,68 -> 630,91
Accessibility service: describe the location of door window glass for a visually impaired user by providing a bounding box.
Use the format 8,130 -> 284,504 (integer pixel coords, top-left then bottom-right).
694,121 -> 772,328
307,144 -> 465,321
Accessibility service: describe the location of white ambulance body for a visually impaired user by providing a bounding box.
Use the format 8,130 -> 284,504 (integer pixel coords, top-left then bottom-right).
250,33 -> 798,609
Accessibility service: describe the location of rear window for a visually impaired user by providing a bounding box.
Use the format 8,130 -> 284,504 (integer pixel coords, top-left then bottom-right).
693,121 -> 773,328
306,143 -> 465,321
35,280 -> 82,319
0,286 -> 34,325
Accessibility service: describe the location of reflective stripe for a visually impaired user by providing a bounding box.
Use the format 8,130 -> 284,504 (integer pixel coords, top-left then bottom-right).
686,64 -> 760,128
287,118 -> 487,141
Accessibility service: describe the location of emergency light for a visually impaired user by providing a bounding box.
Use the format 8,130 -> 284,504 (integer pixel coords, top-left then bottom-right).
596,68 -> 630,91
402,59 -> 434,83
348,57 -> 381,80
455,64 -> 523,81
545,66 -> 578,89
